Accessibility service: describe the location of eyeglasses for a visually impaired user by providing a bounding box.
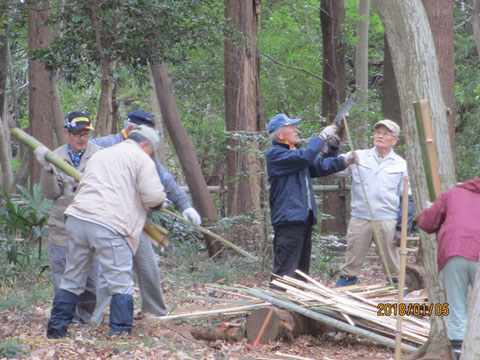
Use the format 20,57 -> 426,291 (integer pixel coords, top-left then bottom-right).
70,132 -> 91,139
374,130 -> 394,137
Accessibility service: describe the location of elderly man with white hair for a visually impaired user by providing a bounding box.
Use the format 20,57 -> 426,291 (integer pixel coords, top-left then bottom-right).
90,110 -> 201,323
47,125 -> 166,338
336,119 -> 414,287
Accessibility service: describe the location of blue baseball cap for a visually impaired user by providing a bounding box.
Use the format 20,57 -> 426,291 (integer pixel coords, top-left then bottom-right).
267,114 -> 302,134
127,110 -> 155,127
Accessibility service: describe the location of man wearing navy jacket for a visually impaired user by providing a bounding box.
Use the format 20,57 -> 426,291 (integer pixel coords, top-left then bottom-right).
266,114 -> 354,281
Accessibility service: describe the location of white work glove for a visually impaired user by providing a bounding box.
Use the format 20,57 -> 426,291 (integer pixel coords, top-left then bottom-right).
182,207 -> 201,226
33,147 -> 53,172
424,200 -> 433,209
342,151 -> 358,166
161,198 -> 172,209
319,125 -> 338,141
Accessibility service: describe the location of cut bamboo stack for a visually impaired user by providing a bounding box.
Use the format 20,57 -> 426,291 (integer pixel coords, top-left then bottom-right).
261,270 -> 429,346
159,272 -> 429,350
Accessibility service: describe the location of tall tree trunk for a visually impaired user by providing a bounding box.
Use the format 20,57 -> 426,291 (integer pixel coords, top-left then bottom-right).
374,1 -> 456,359
27,0 -> 55,185
320,0 -> 346,234
382,34 -> 402,124
149,65 -> 167,165
224,0 -> 264,250
150,63 -> 222,257
90,3 -> 114,136
471,0 -> 480,59
422,0 -> 456,156
461,265 -> 480,359
320,0 -> 346,121
51,72 -> 65,147
0,8 -> 14,192
354,0 -> 370,148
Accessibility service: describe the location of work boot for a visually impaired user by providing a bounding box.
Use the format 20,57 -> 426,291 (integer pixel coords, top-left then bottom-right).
47,289 -> 78,338
109,294 -> 133,336
336,275 -> 358,287
450,339 -> 462,360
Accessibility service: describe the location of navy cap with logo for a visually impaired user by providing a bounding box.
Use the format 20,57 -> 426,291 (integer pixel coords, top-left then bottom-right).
64,111 -> 94,133
127,110 -> 155,127
267,114 -> 302,134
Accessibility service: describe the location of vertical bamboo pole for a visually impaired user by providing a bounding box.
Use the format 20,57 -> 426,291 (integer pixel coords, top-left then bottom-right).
395,176 -> 409,359
413,99 -> 441,200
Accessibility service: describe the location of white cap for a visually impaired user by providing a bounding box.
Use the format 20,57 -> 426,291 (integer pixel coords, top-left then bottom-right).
374,119 -> 400,138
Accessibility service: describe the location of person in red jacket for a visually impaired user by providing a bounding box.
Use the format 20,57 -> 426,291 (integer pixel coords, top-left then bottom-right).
417,178 -> 480,358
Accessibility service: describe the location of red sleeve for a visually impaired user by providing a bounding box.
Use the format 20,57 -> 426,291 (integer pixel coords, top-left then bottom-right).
417,192 -> 448,234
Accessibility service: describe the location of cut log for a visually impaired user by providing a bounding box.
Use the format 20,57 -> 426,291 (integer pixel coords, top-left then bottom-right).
405,263 -> 424,291
190,325 -> 243,342
246,306 -> 329,344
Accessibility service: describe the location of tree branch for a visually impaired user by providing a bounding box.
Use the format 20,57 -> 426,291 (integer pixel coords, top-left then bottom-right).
260,51 -> 335,88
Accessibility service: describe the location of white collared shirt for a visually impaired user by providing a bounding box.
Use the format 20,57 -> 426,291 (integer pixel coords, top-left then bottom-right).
341,147 -> 410,220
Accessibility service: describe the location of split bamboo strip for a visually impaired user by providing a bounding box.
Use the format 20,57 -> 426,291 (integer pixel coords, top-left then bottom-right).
159,302 -> 270,321
395,177 -> 410,360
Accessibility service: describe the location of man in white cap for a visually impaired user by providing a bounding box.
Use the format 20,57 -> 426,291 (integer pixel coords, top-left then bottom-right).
46,125 -> 166,337
90,110 -> 201,322
336,119 -> 414,287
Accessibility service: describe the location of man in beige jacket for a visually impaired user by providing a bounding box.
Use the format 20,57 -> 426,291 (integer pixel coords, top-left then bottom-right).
46,125 -> 166,338
34,112 -> 102,323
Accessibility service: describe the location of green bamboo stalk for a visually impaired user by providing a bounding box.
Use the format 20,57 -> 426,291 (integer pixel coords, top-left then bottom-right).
13,127 -> 257,261
11,127 -> 169,247
162,208 -> 259,262
413,100 -> 438,201
247,288 -> 418,353
11,128 -> 83,181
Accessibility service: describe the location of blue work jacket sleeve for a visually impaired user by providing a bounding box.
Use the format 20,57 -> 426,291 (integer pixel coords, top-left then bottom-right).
155,162 -> 191,212
89,133 -> 124,147
267,137 -> 325,177
396,195 -> 415,231
308,155 -> 347,178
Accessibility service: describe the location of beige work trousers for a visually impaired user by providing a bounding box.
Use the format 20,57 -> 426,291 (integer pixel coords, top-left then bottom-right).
340,217 -> 399,278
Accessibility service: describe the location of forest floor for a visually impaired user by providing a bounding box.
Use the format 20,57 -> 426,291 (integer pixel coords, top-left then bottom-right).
0,242 -> 413,360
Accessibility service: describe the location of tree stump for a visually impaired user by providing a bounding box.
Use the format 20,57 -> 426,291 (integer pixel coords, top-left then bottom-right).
245,306 -> 328,344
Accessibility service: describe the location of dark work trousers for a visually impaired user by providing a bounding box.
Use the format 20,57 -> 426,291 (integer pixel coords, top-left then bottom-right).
272,211 -> 314,280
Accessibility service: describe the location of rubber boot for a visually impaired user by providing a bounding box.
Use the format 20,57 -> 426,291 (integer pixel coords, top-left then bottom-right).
109,294 -> 133,336
47,289 -> 78,338
450,339 -> 462,360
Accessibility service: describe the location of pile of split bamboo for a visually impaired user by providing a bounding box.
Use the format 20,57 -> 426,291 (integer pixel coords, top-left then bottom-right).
261,270 -> 429,347
159,270 -> 429,352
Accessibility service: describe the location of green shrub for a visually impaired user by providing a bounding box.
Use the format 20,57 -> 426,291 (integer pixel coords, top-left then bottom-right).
0,339 -> 28,359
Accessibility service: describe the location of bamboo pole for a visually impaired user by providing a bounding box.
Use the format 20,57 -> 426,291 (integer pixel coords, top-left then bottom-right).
162,208 -> 258,262
395,177 -> 410,360
247,288 -> 418,353
343,117 -> 393,284
11,127 -> 169,248
12,127 -> 257,261
413,99 -> 441,200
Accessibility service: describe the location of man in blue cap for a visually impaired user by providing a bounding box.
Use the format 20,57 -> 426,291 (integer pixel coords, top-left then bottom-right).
266,114 -> 354,283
